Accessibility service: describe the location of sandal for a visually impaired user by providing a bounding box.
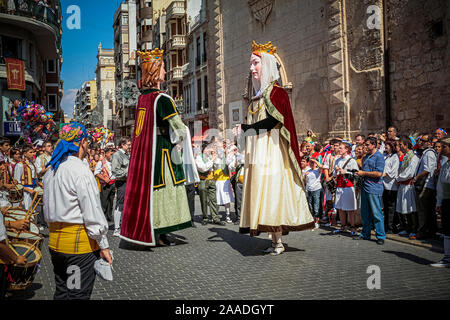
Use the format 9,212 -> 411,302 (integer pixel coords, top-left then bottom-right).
270,243 -> 285,256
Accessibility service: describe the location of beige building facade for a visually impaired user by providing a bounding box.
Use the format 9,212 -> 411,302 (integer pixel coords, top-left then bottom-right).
95,43 -> 116,129
205,0 -> 450,140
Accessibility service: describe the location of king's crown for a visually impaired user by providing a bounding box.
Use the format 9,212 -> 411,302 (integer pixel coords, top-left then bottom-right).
251,40 -> 277,55
137,48 -> 164,61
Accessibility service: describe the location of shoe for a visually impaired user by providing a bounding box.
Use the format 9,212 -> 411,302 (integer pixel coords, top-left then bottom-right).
213,220 -> 226,226
191,222 -> 197,228
263,243 -> 276,254
159,235 -> 176,246
39,226 -> 44,231
270,244 -> 285,256
324,223 -> 330,227
201,220 -> 208,225
430,260 -> 450,268
113,230 -> 120,237
226,217 -> 232,223
408,233 -> 417,240
398,230 -> 408,236
376,239 -> 385,245
314,223 -> 319,229
351,231 -> 358,236
234,220 -> 240,225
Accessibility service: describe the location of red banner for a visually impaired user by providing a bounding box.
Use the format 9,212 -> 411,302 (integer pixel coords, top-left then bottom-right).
5,58 -> 25,91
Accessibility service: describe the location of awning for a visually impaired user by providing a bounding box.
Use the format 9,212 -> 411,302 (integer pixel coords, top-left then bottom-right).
191,125 -> 209,142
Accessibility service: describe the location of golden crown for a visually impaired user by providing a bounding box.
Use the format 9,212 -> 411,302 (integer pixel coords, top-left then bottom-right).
137,48 -> 164,62
251,40 -> 277,55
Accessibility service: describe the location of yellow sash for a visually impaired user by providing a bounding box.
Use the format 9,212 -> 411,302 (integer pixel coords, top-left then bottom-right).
49,222 -> 100,254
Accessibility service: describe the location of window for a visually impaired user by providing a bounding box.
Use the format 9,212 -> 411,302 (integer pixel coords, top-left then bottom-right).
1,35 -> 22,60
123,15 -> 129,25
47,94 -> 57,111
47,59 -> 56,73
28,43 -> 34,69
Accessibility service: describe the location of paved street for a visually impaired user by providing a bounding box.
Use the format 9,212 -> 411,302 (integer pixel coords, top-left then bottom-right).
7,198 -> 450,300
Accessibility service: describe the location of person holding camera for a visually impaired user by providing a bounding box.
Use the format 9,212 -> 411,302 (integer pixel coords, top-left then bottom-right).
355,137 -> 386,244
333,142 -> 359,235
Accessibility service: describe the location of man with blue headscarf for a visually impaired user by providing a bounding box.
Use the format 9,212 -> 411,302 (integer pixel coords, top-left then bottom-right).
43,122 -> 112,300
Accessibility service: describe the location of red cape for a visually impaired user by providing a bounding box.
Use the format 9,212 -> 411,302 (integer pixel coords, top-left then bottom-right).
120,91 -> 159,246
266,83 -> 303,176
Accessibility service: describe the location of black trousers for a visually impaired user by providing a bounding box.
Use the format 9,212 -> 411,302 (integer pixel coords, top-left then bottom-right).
49,249 -> 99,300
417,188 -> 437,235
100,183 -> 116,221
115,180 -> 127,212
234,182 -> 243,221
185,184 -> 196,222
400,212 -> 418,234
382,189 -> 397,231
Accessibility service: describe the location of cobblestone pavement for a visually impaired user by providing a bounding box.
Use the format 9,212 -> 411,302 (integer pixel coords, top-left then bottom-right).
7,198 -> 450,300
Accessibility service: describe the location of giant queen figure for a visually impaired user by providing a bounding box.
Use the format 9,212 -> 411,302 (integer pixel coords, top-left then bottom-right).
120,49 -> 192,246
239,41 -> 314,255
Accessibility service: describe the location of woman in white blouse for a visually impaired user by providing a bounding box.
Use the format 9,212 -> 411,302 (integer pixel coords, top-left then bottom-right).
382,140 -> 400,233
333,142 -> 359,235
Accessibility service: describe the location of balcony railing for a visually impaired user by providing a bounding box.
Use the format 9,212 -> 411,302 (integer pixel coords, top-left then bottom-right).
0,0 -> 62,53
169,66 -> 183,81
166,1 -> 185,20
168,35 -> 186,51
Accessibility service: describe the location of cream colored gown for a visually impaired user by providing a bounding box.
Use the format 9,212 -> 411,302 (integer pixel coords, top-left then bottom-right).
240,97 -> 314,236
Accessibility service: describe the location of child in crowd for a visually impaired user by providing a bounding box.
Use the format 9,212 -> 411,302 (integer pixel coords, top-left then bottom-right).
305,157 -> 322,229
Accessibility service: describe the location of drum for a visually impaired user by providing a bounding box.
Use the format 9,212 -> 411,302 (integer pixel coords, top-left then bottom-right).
0,241 -> 42,291
5,216 -> 43,250
7,184 -> 23,204
3,207 -> 37,223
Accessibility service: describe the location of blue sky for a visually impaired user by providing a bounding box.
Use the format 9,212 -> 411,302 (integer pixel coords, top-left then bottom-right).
60,0 -> 123,116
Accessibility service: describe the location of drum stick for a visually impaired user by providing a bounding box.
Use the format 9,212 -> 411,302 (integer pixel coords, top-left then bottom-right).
21,239 -> 40,257
25,197 -> 41,221
26,191 -> 39,217
15,198 -> 40,238
6,239 -> 20,257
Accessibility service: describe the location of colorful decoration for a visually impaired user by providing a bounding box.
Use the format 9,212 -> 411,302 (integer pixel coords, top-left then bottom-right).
16,102 -> 57,144
90,126 -> 114,148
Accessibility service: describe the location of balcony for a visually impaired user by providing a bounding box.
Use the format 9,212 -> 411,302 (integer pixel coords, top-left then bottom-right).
0,0 -> 62,58
181,63 -> 191,77
168,35 -> 186,51
166,1 -> 185,20
140,28 -> 153,43
168,66 -> 183,81
139,6 -> 153,20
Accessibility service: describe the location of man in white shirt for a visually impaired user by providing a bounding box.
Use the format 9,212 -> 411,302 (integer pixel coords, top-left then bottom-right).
34,141 -> 53,229
94,147 -> 116,222
14,145 -> 37,210
43,122 -> 112,300
415,133 -> 438,239
396,136 -> 420,239
195,143 -> 225,226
